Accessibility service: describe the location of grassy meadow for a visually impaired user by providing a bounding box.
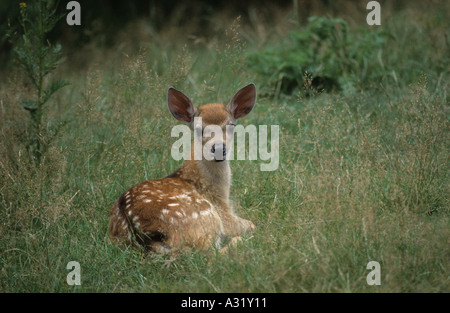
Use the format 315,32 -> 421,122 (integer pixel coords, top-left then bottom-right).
0,1 -> 449,292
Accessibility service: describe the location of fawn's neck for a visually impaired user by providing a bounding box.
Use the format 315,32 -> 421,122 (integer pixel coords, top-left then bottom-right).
179,159 -> 231,204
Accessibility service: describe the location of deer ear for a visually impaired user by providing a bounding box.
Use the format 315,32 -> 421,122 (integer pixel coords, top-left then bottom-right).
228,83 -> 256,120
168,87 -> 196,123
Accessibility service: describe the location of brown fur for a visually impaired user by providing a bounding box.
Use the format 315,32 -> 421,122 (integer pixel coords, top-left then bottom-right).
108,84 -> 256,253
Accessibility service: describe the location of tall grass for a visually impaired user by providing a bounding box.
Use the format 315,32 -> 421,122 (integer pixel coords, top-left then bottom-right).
0,3 -> 448,292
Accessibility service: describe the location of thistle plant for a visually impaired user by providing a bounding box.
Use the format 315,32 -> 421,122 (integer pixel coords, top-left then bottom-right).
14,0 -> 68,165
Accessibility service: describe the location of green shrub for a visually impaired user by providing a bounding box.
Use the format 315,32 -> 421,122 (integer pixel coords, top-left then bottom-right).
247,16 -> 391,96
13,0 -> 69,165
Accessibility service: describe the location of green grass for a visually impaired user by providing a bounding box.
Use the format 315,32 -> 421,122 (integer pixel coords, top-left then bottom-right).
0,4 -> 449,292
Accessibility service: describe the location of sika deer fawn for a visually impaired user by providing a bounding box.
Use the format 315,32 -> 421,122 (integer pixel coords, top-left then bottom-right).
109,84 -> 257,253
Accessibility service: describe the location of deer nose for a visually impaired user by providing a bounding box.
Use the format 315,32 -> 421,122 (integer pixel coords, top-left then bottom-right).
211,144 -> 226,160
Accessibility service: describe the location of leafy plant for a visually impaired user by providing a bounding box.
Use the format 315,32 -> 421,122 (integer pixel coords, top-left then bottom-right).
247,16 -> 391,97
13,1 -> 69,165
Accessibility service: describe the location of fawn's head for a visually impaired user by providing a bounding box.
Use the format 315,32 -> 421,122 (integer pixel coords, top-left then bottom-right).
168,84 -> 256,162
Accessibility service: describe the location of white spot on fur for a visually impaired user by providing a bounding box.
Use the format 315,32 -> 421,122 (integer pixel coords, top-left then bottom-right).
192,212 -> 198,219
168,203 -> 179,207
162,209 -> 169,215
202,199 -> 213,209
143,199 -> 152,203
155,245 -> 172,254
199,210 -> 212,216
215,236 -> 222,249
